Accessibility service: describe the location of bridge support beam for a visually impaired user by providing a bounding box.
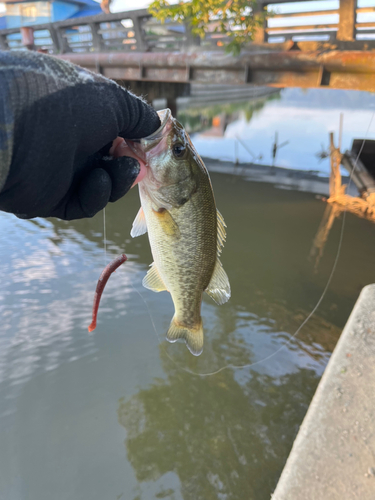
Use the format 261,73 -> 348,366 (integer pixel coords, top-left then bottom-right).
337,0 -> 357,41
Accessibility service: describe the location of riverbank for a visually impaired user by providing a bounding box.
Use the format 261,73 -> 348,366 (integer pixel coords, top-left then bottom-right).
203,157 -> 358,197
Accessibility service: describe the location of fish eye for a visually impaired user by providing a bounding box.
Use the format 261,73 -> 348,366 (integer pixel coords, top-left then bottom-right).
172,142 -> 186,159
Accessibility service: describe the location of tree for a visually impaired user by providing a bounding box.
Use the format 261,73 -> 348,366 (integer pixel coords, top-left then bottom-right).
148,0 -> 269,55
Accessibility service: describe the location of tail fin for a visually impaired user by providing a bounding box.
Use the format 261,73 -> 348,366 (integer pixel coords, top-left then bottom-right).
166,317 -> 204,356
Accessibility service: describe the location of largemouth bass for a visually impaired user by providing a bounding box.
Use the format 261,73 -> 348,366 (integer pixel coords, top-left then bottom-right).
128,109 -> 230,356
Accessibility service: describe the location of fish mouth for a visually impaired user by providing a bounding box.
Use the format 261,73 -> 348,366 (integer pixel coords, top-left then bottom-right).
125,108 -> 172,162
144,108 -> 172,141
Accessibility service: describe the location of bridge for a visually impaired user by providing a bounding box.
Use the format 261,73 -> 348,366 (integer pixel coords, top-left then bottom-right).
1,0 -> 375,102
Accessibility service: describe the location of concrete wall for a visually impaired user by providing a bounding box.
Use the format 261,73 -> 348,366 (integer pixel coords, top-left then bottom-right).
273,284 -> 375,500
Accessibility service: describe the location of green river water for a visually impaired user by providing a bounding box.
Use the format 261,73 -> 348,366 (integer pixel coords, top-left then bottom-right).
1,88 -> 375,500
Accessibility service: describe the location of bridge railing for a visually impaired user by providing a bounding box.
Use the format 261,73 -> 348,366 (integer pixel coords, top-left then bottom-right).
0,8 -> 235,53
263,0 -> 375,44
266,5 -> 340,43
356,5 -> 375,39
1,1 -> 375,53
0,10 -> 153,53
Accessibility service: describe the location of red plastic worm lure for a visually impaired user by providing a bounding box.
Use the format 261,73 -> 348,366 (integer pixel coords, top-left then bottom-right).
88,254 -> 127,332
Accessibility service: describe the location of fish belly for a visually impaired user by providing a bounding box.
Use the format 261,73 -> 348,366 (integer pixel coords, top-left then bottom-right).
149,192 -> 215,309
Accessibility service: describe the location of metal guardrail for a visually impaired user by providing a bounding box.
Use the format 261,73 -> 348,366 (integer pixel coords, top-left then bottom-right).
0,9 -> 152,53
0,1 -> 374,53
0,8 -> 225,53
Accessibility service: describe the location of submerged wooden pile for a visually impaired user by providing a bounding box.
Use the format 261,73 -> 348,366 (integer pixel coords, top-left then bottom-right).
327,132 -> 375,221
310,132 -> 375,270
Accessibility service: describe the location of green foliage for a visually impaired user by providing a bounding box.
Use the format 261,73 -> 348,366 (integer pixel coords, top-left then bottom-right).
148,0 -> 269,54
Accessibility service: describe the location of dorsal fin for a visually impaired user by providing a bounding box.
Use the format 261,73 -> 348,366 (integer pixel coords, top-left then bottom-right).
217,209 -> 227,256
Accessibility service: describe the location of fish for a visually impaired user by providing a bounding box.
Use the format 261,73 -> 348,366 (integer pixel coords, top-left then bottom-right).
127,109 -> 230,356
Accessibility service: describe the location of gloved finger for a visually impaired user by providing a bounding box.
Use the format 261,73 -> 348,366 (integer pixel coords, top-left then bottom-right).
116,87 -> 161,139
98,141 -> 114,157
52,168 -> 112,220
110,139 -> 147,187
101,156 -> 140,203
78,168 -> 112,217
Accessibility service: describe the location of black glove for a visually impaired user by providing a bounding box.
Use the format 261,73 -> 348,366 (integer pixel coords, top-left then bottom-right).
0,51 -> 160,220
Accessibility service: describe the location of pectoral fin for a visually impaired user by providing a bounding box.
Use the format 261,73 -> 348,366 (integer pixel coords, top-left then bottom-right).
153,208 -> 180,238
131,207 -> 147,238
205,259 -> 231,305
142,263 -> 167,293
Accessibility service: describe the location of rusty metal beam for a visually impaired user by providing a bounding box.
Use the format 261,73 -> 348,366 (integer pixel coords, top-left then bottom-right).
58,50 -> 375,92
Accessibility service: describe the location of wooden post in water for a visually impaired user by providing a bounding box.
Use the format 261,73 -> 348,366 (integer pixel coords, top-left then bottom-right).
327,132 -> 375,218
329,132 -> 344,198
311,129 -> 375,270
310,203 -> 342,271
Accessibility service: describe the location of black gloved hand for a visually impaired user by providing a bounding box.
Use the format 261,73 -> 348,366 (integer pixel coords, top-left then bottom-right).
0,51 -> 160,220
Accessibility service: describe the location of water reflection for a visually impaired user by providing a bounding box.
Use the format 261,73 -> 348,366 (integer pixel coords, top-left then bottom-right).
0,203 -> 141,390
179,88 -> 375,173
1,164 -> 375,498
118,358 -> 320,500
178,92 -> 280,136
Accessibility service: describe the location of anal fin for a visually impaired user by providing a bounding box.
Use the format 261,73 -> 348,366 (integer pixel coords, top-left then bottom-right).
205,259 -> 231,305
142,263 -> 167,293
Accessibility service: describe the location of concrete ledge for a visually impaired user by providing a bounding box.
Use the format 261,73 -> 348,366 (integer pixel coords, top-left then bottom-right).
272,285 -> 375,500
